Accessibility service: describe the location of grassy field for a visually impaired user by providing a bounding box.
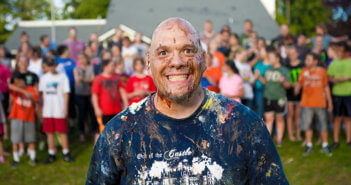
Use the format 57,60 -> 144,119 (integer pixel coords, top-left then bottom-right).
0,132 -> 351,185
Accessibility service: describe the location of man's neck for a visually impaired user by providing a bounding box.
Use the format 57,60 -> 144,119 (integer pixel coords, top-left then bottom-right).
154,87 -> 205,119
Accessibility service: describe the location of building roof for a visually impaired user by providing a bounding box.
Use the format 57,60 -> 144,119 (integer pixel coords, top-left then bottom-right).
5,19 -> 106,51
103,0 -> 279,40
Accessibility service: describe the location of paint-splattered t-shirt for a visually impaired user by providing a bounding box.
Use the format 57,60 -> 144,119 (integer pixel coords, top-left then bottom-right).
86,89 -> 289,185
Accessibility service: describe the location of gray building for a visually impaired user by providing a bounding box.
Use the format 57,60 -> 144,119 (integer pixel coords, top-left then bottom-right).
103,0 -> 279,40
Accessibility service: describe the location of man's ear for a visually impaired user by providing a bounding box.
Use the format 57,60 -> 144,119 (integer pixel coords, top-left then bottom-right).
146,50 -> 152,75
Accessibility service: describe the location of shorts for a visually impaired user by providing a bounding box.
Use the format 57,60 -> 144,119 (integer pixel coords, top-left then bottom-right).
300,107 -> 328,132
68,90 -> 77,119
0,124 -> 3,136
333,96 -> 351,117
102,115 -> 115,126
42,118 -> 68,133
11,119 -> 36,143
264,98 -> 286,115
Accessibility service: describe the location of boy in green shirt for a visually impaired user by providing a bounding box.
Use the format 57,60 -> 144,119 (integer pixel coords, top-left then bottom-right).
327,42 -> 351,148
257,51 -> 290,146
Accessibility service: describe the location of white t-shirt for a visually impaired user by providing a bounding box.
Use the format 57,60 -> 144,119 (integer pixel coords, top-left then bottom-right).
234,60 -> 254,99
132,43 -> 147,57
122,46 -> 138,75
28,58 -> 43,77
39,72 -> 70,118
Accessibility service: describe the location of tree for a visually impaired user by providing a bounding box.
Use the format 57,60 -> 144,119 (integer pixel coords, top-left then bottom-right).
62,0 -> 110,19
276,0 -> 332,36
0,0 -> 51,44
324,0 -> 351,36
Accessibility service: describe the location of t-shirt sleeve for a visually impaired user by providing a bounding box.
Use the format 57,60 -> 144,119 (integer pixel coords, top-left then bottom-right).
283,67 -> 290,82
63,75 -> 71,93
327,63 -> 335,77
38,76 -> 44,92
86,120 -> 123,184
299,68 -> 305,84
125,77 -> 134,93
245,111 -> 289,184
91,78 -> 101,95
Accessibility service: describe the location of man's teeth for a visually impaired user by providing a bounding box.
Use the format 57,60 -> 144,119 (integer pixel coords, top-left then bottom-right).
168,75 -> 188,81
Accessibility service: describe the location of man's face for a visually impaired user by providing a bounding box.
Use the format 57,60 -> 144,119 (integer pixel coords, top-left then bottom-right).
204,21 -> 212,32
69,28 -> 77,38
315,36 -> 323,48
148,21 -> 205,103
281,25 -> 289,36
244,22 -> 252,33
43,37 -> 50,46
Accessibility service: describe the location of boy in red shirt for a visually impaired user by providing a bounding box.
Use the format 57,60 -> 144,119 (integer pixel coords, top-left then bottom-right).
92,59 -> 128,128
9,73 -> 39,167
125,58 -> 156,105
295,52 -> 333,156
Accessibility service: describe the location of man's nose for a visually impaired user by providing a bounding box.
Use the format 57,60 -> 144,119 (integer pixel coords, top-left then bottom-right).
169,52 -> 186,69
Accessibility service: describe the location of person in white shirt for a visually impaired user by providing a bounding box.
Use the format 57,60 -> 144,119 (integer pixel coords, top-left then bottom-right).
39,57 -> 74,164
132,33 -> 148,58
121,36 -> 138,75
234,48 -> 254,109
28,46 -> 43,77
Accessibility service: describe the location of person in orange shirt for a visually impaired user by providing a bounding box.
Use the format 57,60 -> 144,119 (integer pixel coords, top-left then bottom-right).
9,73 -> 39,167
295,52 -> 333,156
202,53 -> 222,92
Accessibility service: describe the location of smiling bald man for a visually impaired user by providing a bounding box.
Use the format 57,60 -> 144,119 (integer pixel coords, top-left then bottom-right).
86,18 -> 288,185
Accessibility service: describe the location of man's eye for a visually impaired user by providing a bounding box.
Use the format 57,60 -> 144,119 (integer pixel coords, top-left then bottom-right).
184,49 -> 194,54
159,51 -> 168,56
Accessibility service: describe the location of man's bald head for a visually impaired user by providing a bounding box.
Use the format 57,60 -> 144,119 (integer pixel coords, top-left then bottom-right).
150,17 -> 202,54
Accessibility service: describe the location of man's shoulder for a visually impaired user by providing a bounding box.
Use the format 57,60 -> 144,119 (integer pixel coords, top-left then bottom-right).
206,90 -> 262,125
103,97 -> 150,131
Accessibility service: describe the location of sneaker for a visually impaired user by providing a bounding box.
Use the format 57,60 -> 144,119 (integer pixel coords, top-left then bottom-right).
11,161 -> 20,168
303,146 -> 313,156
29,159 -> 38,166
321,146 -> 333,157
332,142 -> 339,149
43,155 -> 56,164
63,153 -> 74,163
0,156 -> 5,163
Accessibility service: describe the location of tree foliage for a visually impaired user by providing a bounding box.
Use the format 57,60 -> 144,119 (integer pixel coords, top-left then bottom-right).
62,0 -> 110,19
0,0 -> 51,44
276,0 -> 332,36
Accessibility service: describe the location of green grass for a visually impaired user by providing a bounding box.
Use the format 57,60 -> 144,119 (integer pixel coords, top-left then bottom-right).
0,133 -> 351,185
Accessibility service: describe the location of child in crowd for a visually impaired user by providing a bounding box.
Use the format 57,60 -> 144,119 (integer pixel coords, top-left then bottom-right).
56,45 -> 76,130
285,46 -> 304,141
74,53 -> 96,142
327,42 -> 351,148
233,48 -> 254,108
92,59 -> 128,133
9,73 -> 39,167
253,46 -> 272,118
219,60 -> 244,102
125,58 -> 156,105
257,50 -> 290,146
295,52 -> 333,156
202,53 -> 222,92
114,57 -> 129,87
39,57 -> 74,164
0,99 -> 6,163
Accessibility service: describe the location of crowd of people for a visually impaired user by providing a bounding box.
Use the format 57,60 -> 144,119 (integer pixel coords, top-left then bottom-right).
0,19 -> 350,167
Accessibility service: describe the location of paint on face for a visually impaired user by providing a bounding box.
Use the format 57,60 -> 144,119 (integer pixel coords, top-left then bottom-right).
149,18 -> 205,104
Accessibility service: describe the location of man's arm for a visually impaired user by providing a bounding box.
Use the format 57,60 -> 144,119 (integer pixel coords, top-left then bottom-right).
246,116 -> 289,184
86,125 -> 122,185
